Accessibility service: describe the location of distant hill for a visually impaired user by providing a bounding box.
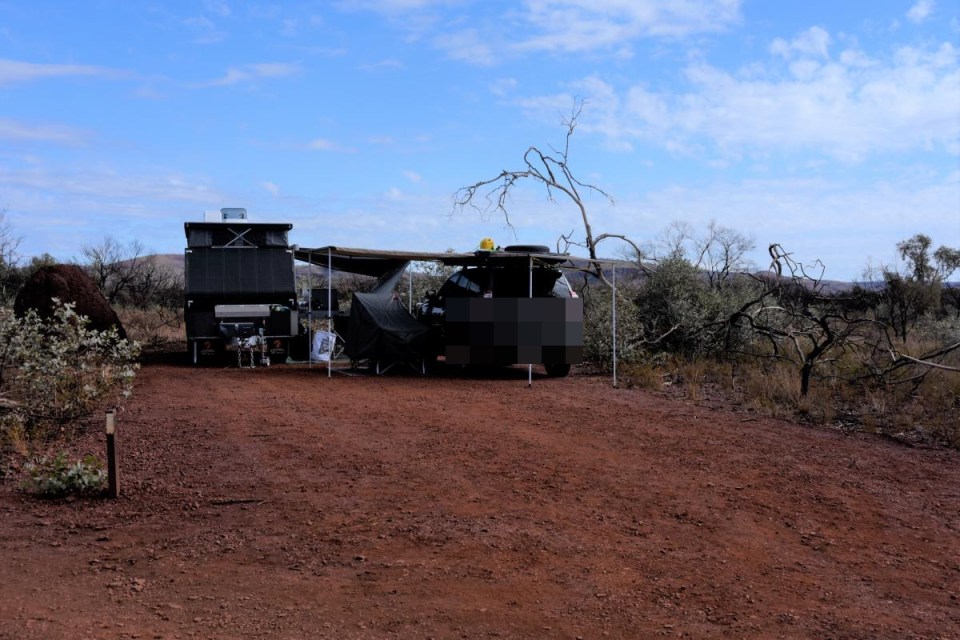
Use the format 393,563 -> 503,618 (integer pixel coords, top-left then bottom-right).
148,253 -> 184,274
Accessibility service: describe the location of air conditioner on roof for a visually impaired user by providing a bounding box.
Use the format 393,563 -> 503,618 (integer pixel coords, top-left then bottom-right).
203,208 -> 248,222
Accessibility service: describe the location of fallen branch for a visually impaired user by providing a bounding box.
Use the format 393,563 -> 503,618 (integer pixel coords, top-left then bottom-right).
889,351 -> 960,373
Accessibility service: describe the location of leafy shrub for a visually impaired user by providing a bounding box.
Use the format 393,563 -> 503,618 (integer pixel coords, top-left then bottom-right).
0,301 -> 139,448
582,281 -> 644,370
21,452 -> 105,498
633,257 -> 761,356
633,256 -> 714,354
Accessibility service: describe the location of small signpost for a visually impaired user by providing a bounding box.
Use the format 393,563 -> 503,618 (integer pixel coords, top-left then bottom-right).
105,410 -> 119,499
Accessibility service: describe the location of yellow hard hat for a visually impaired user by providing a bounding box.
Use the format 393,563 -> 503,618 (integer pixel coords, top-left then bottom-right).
479,237 -> 495,251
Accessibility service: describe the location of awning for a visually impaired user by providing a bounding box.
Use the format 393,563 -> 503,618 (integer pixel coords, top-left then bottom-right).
294,246 -> 575,278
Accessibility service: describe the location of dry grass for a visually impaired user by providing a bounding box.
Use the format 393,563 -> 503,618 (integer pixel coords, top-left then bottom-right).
0,415 -> 29,459
620,342 -> 960,448
675,358 -> 706,402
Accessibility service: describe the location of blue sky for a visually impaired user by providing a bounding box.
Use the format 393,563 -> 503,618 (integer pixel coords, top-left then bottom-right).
1,0 -> 957,280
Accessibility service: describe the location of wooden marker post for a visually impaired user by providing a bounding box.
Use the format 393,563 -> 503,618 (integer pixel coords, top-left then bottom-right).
105,410 -> 119,498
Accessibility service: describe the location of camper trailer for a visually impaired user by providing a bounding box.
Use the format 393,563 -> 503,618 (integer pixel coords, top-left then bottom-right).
184,209 -> 299,364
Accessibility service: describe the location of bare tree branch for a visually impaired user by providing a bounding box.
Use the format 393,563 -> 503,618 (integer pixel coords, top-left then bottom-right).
725,243 -> 882,397
453,98 -> 625,286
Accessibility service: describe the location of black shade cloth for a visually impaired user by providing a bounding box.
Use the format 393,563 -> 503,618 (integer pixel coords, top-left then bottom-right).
345,292 -> 432,364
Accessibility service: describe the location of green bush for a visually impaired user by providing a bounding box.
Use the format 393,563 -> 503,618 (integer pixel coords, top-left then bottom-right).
633,257 -> 762,356
21,452 -> 105,498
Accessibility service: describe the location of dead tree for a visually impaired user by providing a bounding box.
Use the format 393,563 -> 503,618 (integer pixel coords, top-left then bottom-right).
0,211 -> 22,303
82,237 -> 147,304
453,100 -> 640,286
726,244 -> 878,398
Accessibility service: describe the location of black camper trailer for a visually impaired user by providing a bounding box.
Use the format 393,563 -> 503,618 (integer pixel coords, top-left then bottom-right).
184,210 -> 299,364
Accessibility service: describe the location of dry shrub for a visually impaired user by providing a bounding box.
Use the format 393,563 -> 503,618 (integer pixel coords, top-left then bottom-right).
116,305 -> 183,348
880,371 -> 960,446
611,330 -> 959,446
603,268 -> 959,446
851,331 -> 960,445
926,375 -> 960,446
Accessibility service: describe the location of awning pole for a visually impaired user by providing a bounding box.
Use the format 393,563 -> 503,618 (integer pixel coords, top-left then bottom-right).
408,266 -> 413,312
328,248 -> 333,379
307,251 -> 313,369
528,255 -> 533,388
612,264 -> 618,389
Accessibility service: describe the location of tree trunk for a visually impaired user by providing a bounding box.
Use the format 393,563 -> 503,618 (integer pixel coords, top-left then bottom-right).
800,361 -> 813,398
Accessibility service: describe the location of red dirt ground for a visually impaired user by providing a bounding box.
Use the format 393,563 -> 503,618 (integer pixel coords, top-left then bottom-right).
1,359 -> 958,639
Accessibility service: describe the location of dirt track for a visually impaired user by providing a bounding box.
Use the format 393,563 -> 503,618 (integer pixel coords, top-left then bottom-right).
1,360 -> 958,639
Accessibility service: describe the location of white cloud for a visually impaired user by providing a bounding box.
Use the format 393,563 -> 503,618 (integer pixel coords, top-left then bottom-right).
0,59 -> 118,85
349,1 -> 743,64
0,118 -> 90,145
339,0 -> 455,12
516,0 -> 743,53
281,18 -> 299,37
0,162 -> 228,259
402,170 -> 422,183
202,63 -> 301,86
203,0 -> 232,18
185,15 -> 215,29
183,15 -> 226,44
261,181 -> 280,196
433,29 -> 496,65
618,173 -> 960,280
0,167 -> 222,203
307,138 -> 337,150
489,78 -> 518,97
359,59 -> 405,71
770,26 -> 831,60
907,0 -> 935,24
533,33 -> 960,162
305,138 -> 356,153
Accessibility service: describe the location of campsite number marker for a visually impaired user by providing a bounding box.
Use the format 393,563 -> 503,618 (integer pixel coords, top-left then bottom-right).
106,410 -> 119,499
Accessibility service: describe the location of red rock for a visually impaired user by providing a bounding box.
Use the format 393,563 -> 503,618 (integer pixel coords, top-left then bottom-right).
13,264 -> 126,339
